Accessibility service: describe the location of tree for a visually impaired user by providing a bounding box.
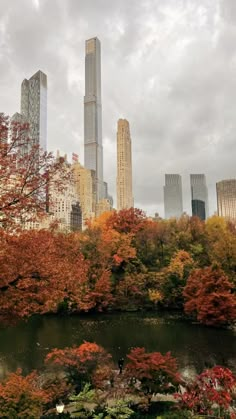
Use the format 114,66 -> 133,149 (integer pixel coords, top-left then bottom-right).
125,347 -> 180,397
0,229 -> 91,321
161,250 -> 194,309
183,266 -> 236,326
0,369 -> 48,418
0,113 -> 68,229
45,342 -> 113,391
106,208 -> 146,234
176,366 -> 236,416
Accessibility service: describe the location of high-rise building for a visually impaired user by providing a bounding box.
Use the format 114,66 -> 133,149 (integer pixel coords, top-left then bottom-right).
164,174 -> 183,219
21,70 -> 47,151
216,179 -> 236,220
190,174 -> 209,220
48,152 -> 82,231
84,37 -> 103,201
72,160 -> 96,229
116,119 -> 133,211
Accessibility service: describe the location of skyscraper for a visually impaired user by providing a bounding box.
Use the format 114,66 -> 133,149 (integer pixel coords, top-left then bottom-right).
21,70 -> 47,151
84,37 -> 103,201
164,174 -> 183,219
116,119 -> 133,210
190,174 -> 209,220
216,179 -> 236,220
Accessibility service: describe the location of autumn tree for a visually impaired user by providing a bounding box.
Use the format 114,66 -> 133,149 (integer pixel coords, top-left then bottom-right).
106,208 -> 147,234
0,369 -> 48,418
125,347 -> 180,397
0,113 -> 68,229
204,217 -> 236,281
0,230 -> 92,320
45,342 -> 113,392
176,366 -> 236,417
183,266 -> 236,326
161,250 -> 194,309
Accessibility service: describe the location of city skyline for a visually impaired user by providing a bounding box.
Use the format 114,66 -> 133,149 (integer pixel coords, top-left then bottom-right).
1,0 -> 236,216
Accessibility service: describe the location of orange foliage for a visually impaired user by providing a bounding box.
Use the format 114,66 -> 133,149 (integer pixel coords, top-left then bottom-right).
126,347 -> 180,394
0,114 -> 69,230
45,342 -> 112,389
0,369 -> 48,417
184,266 -> 236,326
0,230 -> 116,320
106,208 -> 146,234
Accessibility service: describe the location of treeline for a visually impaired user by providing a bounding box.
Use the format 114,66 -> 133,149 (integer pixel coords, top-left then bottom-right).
0,341 -> 235,418
0,208 -> 235,326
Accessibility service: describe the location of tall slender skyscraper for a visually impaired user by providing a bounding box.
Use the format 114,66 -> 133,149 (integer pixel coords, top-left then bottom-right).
21,70 -> 47,151
84,37 -> 103,201
164,174 -> 183,219
116,119 -> 133,210
190,174 -> 209,220
216,179 -> 236,220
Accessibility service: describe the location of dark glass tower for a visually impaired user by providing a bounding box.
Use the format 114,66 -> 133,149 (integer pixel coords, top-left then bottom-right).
190,174 -> 208,220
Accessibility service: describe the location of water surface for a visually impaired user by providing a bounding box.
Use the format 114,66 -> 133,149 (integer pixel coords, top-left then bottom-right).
0,312 -> 235,378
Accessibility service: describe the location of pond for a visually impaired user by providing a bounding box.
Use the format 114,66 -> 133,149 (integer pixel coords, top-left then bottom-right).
0,312 -> 235,379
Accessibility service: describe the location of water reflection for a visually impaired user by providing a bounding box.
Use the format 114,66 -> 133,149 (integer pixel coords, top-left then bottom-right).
0,312 -> 235,379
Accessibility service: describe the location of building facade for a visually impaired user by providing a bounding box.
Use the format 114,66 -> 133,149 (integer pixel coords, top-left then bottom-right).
190,174 -> 209,220
95,198 -> 112,218
10,112 -> 29,161
116,119 -> 133,211
21,70 -> 47,151
72,160 -> 95,228
216,179 -> 236,220
164,174 -> 183,219
84,37 -> 103,201
48,154 -> 82,231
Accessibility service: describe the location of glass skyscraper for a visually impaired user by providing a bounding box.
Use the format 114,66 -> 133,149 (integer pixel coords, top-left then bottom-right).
217,179 -> 236,221
164,174 -> 183,219
84,37 -> 103,201
21,70 -> 47,151
190,174 -> 209,220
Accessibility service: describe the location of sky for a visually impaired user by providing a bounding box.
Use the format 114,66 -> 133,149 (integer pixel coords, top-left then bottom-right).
0,0 -> 236,217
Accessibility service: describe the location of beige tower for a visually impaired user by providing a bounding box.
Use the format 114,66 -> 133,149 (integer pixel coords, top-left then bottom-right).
72,161 -> 96,228
116,119 -> 133,211
217,179 -> 236,220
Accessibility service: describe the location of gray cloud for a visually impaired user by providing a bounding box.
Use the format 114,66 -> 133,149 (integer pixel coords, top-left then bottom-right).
0,0 -> 236,216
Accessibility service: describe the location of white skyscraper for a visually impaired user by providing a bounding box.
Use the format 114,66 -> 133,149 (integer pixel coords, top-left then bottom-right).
164,174 -> 183,219
84,37 -> 103,201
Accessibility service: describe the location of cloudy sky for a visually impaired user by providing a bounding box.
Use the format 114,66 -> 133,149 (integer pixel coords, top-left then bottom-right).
1,0 -> 236,216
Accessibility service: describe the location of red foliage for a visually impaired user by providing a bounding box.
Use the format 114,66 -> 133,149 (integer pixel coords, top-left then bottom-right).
0,229 -> 117,320
89,270 -> 114,311
0,230 -> 91,320
0,368 -> 48,417
0,114 -> 69,229
183,266 -> 236,326
106,208 -> 146,234
176,366 -> 236,415
126,347 -> 180,394
45,341 -> 112,388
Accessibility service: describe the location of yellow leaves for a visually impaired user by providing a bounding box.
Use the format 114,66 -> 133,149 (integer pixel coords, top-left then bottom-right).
168,250 -> 194,279
205,216 -> 227,240
148,289 -> 163,303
